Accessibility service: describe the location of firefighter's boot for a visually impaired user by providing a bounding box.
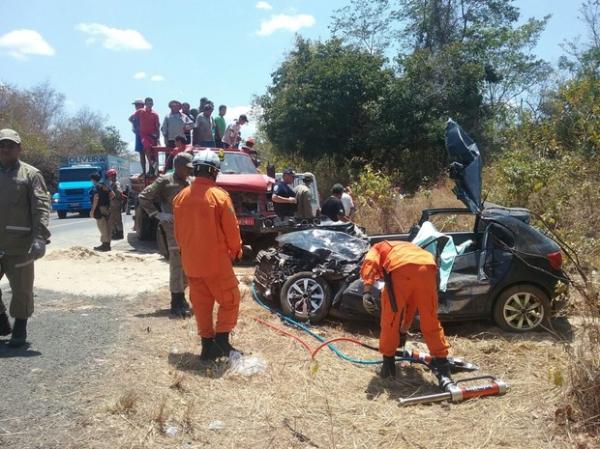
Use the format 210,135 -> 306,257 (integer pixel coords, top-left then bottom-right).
379,356 -> 397,379
214,332 -> 241,358
430,357 -> 454,391
200,337 -> 216,361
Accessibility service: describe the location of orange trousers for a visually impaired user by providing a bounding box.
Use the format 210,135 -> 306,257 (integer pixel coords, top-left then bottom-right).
188,276 -> 241,338
379,264 -> 450,358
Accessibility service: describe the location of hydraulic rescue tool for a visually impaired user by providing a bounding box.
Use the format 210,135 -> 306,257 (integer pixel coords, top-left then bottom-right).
399,376 -> 508,406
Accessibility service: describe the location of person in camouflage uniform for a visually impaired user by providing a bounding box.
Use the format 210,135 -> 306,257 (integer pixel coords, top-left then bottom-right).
138,152 -> 193,317
106,169 -> 124,240
0,129 -> 51,348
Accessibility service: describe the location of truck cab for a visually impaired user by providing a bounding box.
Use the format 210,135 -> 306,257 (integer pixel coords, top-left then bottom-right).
131,146 -> 279,254
52,165 -> 100,218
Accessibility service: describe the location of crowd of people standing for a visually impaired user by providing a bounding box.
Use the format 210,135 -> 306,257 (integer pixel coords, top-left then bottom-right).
129,97 -> 249,176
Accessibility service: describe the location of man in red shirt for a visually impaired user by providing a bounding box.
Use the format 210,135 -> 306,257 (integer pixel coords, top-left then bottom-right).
130,97 -> 160,176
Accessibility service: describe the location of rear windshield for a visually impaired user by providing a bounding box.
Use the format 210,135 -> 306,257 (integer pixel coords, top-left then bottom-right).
221,153 -> 258,175
59,167 -> 99,182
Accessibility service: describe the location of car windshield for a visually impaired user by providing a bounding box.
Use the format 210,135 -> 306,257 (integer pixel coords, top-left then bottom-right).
59,167 -> 99,182
220,153 -> 258,174
277,229 -> 368,261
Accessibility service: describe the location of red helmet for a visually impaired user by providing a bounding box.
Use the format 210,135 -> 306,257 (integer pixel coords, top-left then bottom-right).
245,137 -> 256,147
106,168 -> 117,177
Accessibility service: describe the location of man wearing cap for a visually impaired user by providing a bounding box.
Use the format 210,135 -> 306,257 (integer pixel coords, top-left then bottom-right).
272,168 -> 297,218
295,174 -> 314,219
138,152 -> 194,317
161,100 -> 194,149
129,99 -> 147,175
0,129 -> 51,348
130,97 -> 160,176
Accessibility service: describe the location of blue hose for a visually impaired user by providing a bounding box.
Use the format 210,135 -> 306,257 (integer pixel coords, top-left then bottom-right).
251,283 -> 419,366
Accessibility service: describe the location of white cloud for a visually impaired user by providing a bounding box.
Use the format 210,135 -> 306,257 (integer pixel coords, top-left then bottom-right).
257,14 -> 315,36
133,71 -> 147,79
76,23 -> 151,51
150,74 -> 165,82
0,29 -> 55,60
256,1 -> 272,10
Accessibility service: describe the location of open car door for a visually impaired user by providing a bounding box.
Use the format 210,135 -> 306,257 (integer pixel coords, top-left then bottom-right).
445,119 -> 482,213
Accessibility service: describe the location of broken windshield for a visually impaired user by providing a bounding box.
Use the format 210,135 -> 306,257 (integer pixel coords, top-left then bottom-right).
277,229 -> 368,261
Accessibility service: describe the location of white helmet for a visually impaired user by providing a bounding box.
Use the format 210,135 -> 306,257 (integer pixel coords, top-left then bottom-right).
192,150 -> 221,170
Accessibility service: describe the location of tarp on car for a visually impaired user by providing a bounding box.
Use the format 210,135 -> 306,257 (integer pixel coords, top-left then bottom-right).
445,119 -> 482,213
277,229 -> 369,261
411,221 -> 472,291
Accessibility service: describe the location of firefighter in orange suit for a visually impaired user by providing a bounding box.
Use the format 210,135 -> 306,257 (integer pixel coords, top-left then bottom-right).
360,240 -> 452,387
173,150 -> 243,360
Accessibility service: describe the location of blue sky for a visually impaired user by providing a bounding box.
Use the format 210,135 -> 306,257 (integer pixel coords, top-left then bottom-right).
0,0 -> 588,151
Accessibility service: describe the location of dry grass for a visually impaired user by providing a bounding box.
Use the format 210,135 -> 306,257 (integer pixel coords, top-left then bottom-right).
354,179 -> 464,234
55,282 -> 595,449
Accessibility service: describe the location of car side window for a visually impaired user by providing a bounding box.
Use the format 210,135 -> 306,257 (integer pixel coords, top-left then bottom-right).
488,223 -> 515,249
429,213 -> 477,233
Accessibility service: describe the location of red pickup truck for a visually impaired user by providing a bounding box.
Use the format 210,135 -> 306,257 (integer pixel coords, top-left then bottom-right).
130,146 -> 278,256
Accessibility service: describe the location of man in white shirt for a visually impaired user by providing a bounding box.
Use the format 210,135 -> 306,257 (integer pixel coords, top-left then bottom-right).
161,100 -> 193,148
341,186 -> 356,218
222,114 -> 249,149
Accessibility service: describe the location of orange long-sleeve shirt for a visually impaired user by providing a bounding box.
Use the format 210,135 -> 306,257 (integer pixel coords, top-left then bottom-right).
360,241 -> 436,286
173,177 -> 242,279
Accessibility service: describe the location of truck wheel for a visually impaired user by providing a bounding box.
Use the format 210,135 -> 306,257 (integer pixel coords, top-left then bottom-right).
135,206 -> 157,241
156,224 -> 169,260
493,285 -> 551,332
57,211 -> 67,219
280,272 -> 332,323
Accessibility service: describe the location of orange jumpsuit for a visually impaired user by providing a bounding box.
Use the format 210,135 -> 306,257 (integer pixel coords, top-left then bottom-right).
173,177 -> 242,338
360,241 -> 450,358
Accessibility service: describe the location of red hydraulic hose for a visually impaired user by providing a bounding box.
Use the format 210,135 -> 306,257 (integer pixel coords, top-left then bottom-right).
252,316 -> 313,354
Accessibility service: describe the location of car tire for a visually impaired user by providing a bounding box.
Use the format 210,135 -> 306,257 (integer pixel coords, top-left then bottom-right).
493,285 -> 551,332
135,206 -> 157,241
280,272 -> 332,323
156,223 -> 169,260
57,211 -> 67,219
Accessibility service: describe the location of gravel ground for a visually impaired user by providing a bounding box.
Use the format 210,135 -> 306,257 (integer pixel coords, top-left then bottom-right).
0,288 -> 123,449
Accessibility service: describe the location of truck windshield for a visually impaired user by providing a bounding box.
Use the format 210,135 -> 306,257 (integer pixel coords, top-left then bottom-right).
220,153 -> 258,175
59,167 -> 99,182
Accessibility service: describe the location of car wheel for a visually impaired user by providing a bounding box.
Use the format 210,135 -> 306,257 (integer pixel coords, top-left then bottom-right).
57,211 -> 67,219
493,285 -> 551,332
280,272 -> 332,323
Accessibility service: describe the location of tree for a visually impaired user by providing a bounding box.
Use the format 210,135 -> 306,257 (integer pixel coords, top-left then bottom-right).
330,0 -> 394,54
257,37 -> 391,160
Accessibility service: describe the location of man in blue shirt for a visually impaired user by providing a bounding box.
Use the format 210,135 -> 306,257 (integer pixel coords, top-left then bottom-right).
272,168 -> 297,218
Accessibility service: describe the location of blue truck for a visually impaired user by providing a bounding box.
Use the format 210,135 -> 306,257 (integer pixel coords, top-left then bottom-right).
52,154 -> 130,219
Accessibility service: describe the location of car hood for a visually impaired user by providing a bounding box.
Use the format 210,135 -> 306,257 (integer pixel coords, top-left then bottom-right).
445,119 -> 482,213
216,173 -> 273,193
277,229 -> 369,262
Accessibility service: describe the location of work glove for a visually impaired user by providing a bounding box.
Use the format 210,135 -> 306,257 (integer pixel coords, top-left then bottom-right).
362,292 -> 377,315
157,212 -> 174,223
29,239 -> 46,260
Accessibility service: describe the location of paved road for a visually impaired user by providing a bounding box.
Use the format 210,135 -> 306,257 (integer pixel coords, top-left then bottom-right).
48,212 -> 136,250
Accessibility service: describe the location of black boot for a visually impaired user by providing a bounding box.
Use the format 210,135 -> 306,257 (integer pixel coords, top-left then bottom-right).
430,357 -> 454,391
379,356 -> 397,379
93,242 -> 111,252
200,337 -> 215,361
0,313 -> 11,337
214,332 -> 240,358
170,293 -> 191,318
8,318 -> 27,348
